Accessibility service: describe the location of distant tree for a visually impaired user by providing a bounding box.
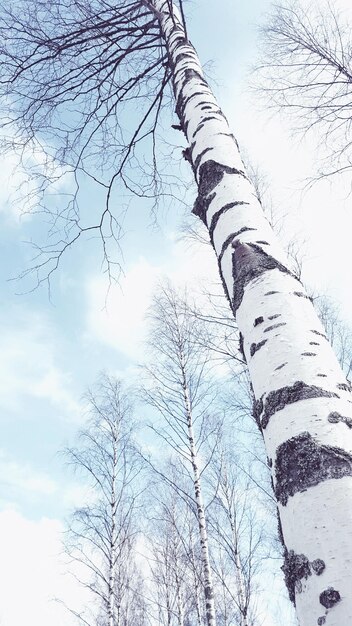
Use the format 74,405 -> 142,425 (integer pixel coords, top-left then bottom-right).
256,1 -> 352,180
142,283 -> 219,626
64,375 -> 146,626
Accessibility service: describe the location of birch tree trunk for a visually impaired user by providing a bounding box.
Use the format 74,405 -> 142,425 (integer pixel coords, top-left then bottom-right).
182,374 -> 216,626
108,425 -> 118,626
153,2 -> 352,625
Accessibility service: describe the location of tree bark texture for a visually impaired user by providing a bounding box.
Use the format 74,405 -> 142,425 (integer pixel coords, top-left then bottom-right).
153,2 -> 352,625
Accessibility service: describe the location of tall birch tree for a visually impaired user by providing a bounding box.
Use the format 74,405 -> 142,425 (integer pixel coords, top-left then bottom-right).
143,284 -> 219,626
1,2 -> 352,624
65,375 -> 144,626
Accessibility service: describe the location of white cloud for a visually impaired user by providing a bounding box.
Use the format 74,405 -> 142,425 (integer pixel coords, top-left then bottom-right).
0,509 -> 90,626
85,238 -> 219,359
0,451 -> 57,497
0,309 -> 81,419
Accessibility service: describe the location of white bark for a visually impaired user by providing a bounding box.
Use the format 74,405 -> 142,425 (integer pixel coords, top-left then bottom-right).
182,364 -> 216,626
153,2 -> 352,625
108,426 -> 118,626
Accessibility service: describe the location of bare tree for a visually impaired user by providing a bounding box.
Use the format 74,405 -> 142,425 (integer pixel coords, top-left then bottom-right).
147,474 -> 206,626
206,443 -> 269,626
255,1 -> 352,180
314,295 -> 352,379
64,375 -> 146,626
142,283 -> 220,626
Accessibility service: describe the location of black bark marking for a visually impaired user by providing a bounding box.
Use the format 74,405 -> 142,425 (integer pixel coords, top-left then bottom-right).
254,316 -> 264,327
176,89 -> 206,124
257,381 -> 339,430
282,550 -> 311,604
328,411 -> 352,428
277,509 -> 285,549
193,122 -> 205,137
337,382 -> 352,392
312,559 -> 325,575
275,362 -> 288,371
250,339 -> 267,357
319,588 -> 341,609
267,457 -> 273,468
256,240 -> 269,245
231,241 -> 294,312
293,291 -> 309,299
253,396 -> 264,429
182,147 -> 192,164
310,341 -> 320,346
264,290 -> 279,296
193,160 -> 246,223
301,352 -> 317,356
264,322 -> 286,333
194,147 -> 213,171
317,617 -> 326,625
269,314 -> 281,320
209,201 -> 250,239
174,51 -> 189,64
239,332 -> 246,363
311,330 -> 328,340
317,374 -> 327,377
275,432 -> 352,505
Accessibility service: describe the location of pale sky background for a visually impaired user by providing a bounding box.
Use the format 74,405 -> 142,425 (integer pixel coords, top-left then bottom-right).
1,0 -> 352,625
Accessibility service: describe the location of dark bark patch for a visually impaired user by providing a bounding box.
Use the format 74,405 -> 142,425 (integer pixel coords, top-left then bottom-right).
310,341 -> 320,346
319,588 -> 341,609
264,322 -> 286,333
258,381 -> 339,429
293,291 -> 309,299
193,160 -> 246,223
275,362 -> 288,371
231,241 -> 294,312
277,510 -> 285,548
264,290 -> 279,296
254,316 -> 264,327
193,192 -> 216,224
275,432 -> 352,505
301,352 -> 317,356
337,382 -> 352,392
256,240 -> 269,245
193,122 -> 205,137
328,411 -> 352,428
317,374 -> 327,377
317,617 -> 326,625
312,559 -> 325,575
209,201 -> 249,239
253,396 -> 264,429
282,550 -> 311,604
218,227 -> 256,265
239,332 -> 246,363
194,147 -> 213,171
250,339 -> 267,357
311,330 -> 328,340
174,52 -> 189,64
269,314 -> 281,320
176,89 -> 206,122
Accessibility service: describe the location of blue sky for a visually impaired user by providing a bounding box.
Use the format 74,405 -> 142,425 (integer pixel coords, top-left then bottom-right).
0,0 -> 352,624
